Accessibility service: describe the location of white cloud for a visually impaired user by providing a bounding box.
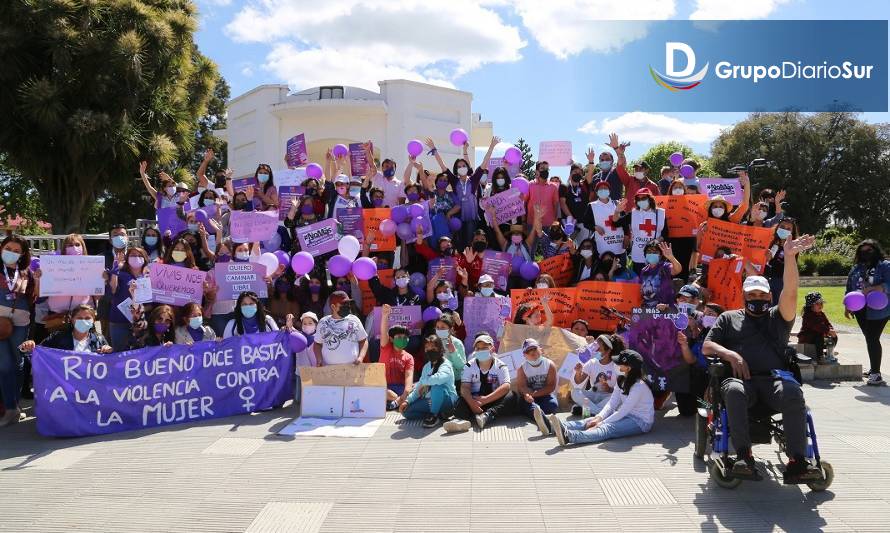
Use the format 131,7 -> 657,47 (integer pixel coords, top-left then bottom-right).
578,112 -> 728,144
240,64 -> 255,77
225,0 -> 525,91
689,0 -> 792,19
511,1 -> 677,58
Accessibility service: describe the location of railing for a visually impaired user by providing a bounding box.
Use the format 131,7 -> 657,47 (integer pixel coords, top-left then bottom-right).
18,225 -> 146,255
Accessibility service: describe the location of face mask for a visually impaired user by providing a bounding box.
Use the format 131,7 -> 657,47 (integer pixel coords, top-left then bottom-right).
305,188 -> 317,197
406,192 -> 420,202
571,174 -> 582,183
634,171 -> 645,180
745,299 -> 771,316
393,337 -> 409,350
372,198 -> 384,207
597,189 -> 610,200
128,256 -> 145,269
435,328 -> 450,339
203,199 -> 215,207
302,324 -> 316,335
216,254 -> 230,263
538,169 -> 549,180
480,287 -> 494,297
309,284 -> 321,294
711,207 -> 725,218
111,235 -> 128,249
73,319 -> 93,333
241,304 -> 258,319
472,241 -> 487,253
645,253 -> 661,265
425,350 -> 442,362
776,228 -> 791,240
336,186 -> 348,196
383,168 -> 396,178
580,249 -> 593,259
457,166 -> 469,177
235,252 -> 250,261
536,282 -> 549,289
526,356 -> 543,367
395,277 -> 409,288
350,186 -> 361,196
475,349 -> 492,362
187,223 -> 198,232
598,161 -> 611,171
165,186 -> 176,196
436,181 -> 448,190
301,203 -> 315,215
171,251 -> 187,263
1,250 -> 20,265
189,316 -> 203,330
153,323 -> 169,334
441,246 -> 453,256
636,200 -> 649,210
672,188 -> 685,196
859,250 -> 875,263
701,315 -> 718,328
65,245 -> 83,256
436,291 -> 452,302
257,173 -> 269,183
496,178 -> 506,187
144,236 -> 158,247
511,235 -> 523,245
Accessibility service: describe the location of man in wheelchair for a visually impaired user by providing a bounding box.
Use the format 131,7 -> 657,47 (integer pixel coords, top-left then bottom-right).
702,234 -> 823,484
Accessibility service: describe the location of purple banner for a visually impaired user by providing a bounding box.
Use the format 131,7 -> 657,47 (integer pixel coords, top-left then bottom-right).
285,133 -> 309,168
230,210 -> 280,243
232,176 -> 258,193
295,218 -> 340,255
625,307 -> 689,393
336,207 -> 365,240
366,305 -> 422,338
428,257 -> 457,285
149,263 -> 206,306
481,250 -> 511,291
31,331 -> 294,437
157,207 -> 187,237
277,186 -> 304,221
214,262 -> 269,301
349,142 -> 371,177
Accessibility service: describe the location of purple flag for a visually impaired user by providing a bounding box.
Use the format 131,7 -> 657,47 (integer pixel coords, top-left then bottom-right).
214,262 -> 269,301
157,207 -> 187,237
31,331 -> 294,437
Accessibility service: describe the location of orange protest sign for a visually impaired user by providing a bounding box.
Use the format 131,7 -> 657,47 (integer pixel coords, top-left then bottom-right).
358,269 -> 394,315
538,254 -> 574,287
653,194 -> 708,238
707,258 -> 745,311
575,281 -> 642,333
510,288 -> 577,328
363,208 -> 396,251
698,219 -> 773,271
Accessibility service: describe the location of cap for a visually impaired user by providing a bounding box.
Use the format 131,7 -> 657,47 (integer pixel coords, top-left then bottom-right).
679,284 -> 701,299
594,180 -> 611,190
522,338 -> 540,353
742,276 -> 771,293
595,334 -> 613,350
329,290 -> 353,304
300,311 -> 319,323
334,175 -> 349,185
611,349 -> 644,370
634,161 -> 651,170
475,334 -> 494,347
477,274 -> 494,285
805,292 -> 824,307
176,182 -> 190,191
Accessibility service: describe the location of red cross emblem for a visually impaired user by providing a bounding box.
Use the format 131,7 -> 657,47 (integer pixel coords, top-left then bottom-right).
638,218 -> 657,236
604,217 -> 618,231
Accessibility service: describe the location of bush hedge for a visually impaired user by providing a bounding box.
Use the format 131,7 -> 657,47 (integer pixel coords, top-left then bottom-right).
798,253 -> 852,276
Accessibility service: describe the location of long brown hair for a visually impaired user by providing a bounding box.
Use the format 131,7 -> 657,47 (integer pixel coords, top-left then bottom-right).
163,238 -> 197,268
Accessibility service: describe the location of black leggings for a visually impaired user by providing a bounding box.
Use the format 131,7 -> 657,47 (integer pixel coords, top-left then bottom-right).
855,313 -> 889,374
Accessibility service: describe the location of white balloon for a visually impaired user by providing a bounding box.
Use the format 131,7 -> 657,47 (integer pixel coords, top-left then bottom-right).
258,253 -> 279,276
337,235 -> 361,261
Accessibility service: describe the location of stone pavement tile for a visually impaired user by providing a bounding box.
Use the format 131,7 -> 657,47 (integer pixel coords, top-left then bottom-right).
393,503 -> 470,533
318,502 -> 400,533
353,455 -> 414,479
539,503 -> 616,532
612,506 -> 698,532
681,502 -> 782,532
245,501 -> 334,533
533,476 -> 607,506
470,506 -> 545,533
202,436 -> 266,456
184,501 -> 268,533
814,498 -> 890,532
752,500 -> 855,533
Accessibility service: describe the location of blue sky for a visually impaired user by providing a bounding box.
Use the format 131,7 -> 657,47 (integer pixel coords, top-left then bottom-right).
193,0 -> 890,167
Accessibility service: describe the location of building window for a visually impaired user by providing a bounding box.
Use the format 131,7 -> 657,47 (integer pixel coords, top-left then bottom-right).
319,86 -> 344,100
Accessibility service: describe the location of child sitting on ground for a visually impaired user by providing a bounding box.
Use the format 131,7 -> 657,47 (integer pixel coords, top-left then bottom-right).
797,292 -> 838,364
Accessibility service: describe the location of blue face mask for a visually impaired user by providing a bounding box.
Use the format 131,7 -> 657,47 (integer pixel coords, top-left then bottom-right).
645,253 -> 661,265
776,228 -> 791,240
475,349 -> 492,362
350,186 -> 361,197
599,161 -> 612,171
435,328 -> 450,339
257,173 -> 270,183
144,236 -> 158,247
187,223 -> 198,232
480,287 -> 494,297
111,235 -> 128,249
1,250 -> 20,266
241,304 -> 258,319
203,199 -> 215,207
189,316 -> 203,330
383,168 -> 396,178
73,319 -> 93,333
596,189 -> 609,200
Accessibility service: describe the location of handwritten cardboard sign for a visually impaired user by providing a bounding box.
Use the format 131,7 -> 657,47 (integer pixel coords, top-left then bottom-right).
213,262 -> 269,301
148,263 -> 205,305
366,305 -> 423,338
653,194 -> 708,238
538,141 -> 573,166
698,218 -> 772,271
575,281 -> 642,332
230,210 -> 280,243
481,250 -> 511,291
481,188 -> 525,226
698,177 -> 743,205
38,255 -> 105,297
295,218 -> 340,255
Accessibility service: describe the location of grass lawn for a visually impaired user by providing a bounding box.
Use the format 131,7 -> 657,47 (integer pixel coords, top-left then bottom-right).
796,285 -> 857,327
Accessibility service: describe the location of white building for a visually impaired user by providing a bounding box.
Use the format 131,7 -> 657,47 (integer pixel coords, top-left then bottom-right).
216,80 -> 494,178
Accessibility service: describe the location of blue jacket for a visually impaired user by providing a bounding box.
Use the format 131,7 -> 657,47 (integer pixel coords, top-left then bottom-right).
846,260 -> 890,320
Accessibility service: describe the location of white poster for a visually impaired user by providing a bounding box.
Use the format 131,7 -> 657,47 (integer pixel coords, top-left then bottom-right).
301,385 -> 345,418
342,386 -> 386,419
278,417 -> 384,438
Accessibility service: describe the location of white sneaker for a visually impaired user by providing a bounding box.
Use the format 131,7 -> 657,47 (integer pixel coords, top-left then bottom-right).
443,419 -> 471,433
866,373 -> 886,386
475,413 -> 488,430
532,404 -> 551,435
549,414 -> 568,446
0,408 -> 21,428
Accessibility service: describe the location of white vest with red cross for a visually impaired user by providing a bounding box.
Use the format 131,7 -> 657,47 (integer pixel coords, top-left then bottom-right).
590,200 -> 625,256
630,208 -> 665,263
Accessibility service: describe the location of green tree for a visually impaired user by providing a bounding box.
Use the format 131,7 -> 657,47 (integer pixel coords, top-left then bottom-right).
709,112 -> 890,242
0,155 -> 49,234
635,141 -> 716,177
0,0 -> 219,233
514,138 -> 535,178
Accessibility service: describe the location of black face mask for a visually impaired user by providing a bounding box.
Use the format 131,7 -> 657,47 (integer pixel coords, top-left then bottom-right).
745,299 -> 771,316
306,188 -> 317,197
570,173 -> 582,182
539,169 -> 549,180
442,246 -> 453,256
859,250 -> 875,264
425,350 -> 442,362
472,241 -> 487,253
550,230 -> 564,241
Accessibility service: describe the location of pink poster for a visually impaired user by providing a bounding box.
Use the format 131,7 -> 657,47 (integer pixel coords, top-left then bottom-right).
149,263 -> 206,306
538,141 -> 573,166
229,210 -> 280,243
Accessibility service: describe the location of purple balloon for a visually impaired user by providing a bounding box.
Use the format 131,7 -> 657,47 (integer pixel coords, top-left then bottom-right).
391,205 -> 409,224
504,146 -> 522,165
511,254 -> 526,274
519,260 -> 540,281
669,152 -> 685,167
273,250 -> 290,267
195,209 -> 210,226
379,218 -> 397,237
450,128 -> 468,146
306,163 -> 323,179
512,176 -> 529,195
351,257 -> 378,281
867,290 -> 888,310
843,291 -> 866,312
30,258 -> 40,272
289,331 -> 307,353
409,272 -> 426,288
422,306 -> 443,322
290,251 -> 315,276
328,255 -> 353,278
407,139 -> 424,157
448,217 -> 462,231
408,203 -> 425,219
679,164 -> 695,178
332,144 -> 348,158
396,222 -> 414,241
411,284 -> 425,297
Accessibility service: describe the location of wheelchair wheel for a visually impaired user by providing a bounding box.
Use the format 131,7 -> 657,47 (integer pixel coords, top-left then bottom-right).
709,460 -> 742,489
806,461 -> 834,492
694,410 -> 709,459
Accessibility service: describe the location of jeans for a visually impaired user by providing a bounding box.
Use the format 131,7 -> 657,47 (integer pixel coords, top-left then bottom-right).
0,325 -> 30,410
563,415 -> 646,444
855,313 -> 888,374
722,376 -> 807,458
570,389 -> 611,414
108,322 -> 132,352
403,384 -> 457,420
453,391 -> 516,423
516,393 -> 558,429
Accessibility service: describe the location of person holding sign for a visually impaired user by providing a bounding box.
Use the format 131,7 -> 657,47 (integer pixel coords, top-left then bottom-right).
139,161 -> 180,209
571,334 -> 624,417
20,305 -> 112,355
611,190 -> 665,273
515,338 -> 558,435
379,304 -> 415,410
0,236 -> 36,427
107,247 -> 150,352
130,304 -> 177,348
174,302 -> 217,345
444,334 -> 514,433
639,241 -> 682,308
223,291 -> 278,338
513,295 -> 554,328
398,335 -> 458,428
252,163 -> 278,211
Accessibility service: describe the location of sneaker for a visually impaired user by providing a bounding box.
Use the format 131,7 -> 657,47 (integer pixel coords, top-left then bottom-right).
571,405 -> 582,417
549,414 -> 568,446
730,456 -> 757,477
866,373 -> 886,386
443,419 -> 471,433
421,415 -> 440,429
864,369 -> 873,377
783,457 -> 821,483
386,400 -> 399,411
475,413 -> 488,430
532,404 -> 551,435
0,408 -> 21,428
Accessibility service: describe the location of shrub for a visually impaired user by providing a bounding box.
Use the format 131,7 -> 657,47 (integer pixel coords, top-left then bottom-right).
798,253 -> 852,276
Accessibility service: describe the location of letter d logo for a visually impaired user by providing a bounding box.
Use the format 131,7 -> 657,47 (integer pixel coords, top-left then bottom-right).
650,42 -> 709,92
666,42 -> 695,77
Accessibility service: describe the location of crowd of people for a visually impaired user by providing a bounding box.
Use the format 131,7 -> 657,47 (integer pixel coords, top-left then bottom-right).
0,133 -> 887,462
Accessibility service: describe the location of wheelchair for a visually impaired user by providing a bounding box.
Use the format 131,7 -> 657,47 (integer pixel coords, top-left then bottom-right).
693,352 -> 834,491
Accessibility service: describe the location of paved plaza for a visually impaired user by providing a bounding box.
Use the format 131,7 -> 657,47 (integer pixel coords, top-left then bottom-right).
2,327 -> 889,533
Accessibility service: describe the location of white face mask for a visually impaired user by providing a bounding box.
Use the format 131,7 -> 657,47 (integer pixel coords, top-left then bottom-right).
457,166 -> 469,177
235,251 -> 250,261
580,249 -> 593,259
672,188 -> 685,196
711,207 -> 725,218
496,178 -> 505,187
165,186 -> 176,196
395,277 -> 409,288
302,323 -> 316,335
536,282 -> 549,289
634,171 -> 645,180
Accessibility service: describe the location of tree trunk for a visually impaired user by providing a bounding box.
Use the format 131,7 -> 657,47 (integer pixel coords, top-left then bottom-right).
39,176 -> 93,235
